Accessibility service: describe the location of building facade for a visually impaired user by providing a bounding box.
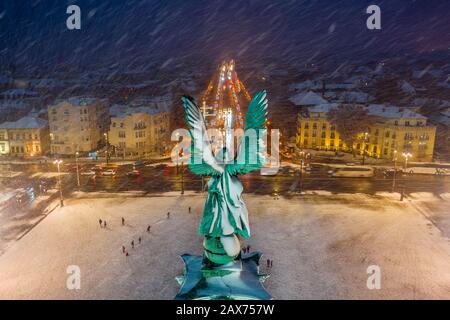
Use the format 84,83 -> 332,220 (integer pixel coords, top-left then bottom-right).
0,128 -> 9,155
48,97 -> 109,155
109,101 -> 170,157
296,104 -> 436,162
0,116 -> 50,156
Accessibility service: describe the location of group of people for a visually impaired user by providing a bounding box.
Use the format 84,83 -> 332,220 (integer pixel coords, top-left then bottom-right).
98,219 -> 107,228
242,245 -> 274,271
242,245 -> 251,254
98,216 -> 152,257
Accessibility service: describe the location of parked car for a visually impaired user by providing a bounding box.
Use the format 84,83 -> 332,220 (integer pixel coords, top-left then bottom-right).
134,160 -> 148,167
382,168 -> 403,178
81,170 -> 96,176
102,169 -> 116,176
126,170 -> 141,178
329,166 -> 374,178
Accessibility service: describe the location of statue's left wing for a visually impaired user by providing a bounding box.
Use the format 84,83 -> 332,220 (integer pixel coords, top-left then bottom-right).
182,96 -> 224,176
226,90 -> 268,175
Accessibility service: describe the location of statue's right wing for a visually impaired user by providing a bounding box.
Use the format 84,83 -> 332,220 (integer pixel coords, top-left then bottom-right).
182,96 -> 223,176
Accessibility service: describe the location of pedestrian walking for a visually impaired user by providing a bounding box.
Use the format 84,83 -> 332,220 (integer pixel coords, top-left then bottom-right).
138,237 -> 141,244
270,260 -> 273,268
188,206 -> 191,213
99,219 -> 103,227
103,220 -> 107,228
167,212 -> 170,219
147,225 -> 151,232
266,259 -> 270,268
246,245 -> 250,253
131,240 -> 134,249
122,246 -> 125,253
122,217 -> 125,226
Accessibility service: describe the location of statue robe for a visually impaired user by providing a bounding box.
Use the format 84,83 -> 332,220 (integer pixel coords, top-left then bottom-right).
199,169 -> 250,238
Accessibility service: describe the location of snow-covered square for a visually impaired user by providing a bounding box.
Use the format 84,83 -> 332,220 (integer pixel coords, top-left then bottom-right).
0,191 -> 449,299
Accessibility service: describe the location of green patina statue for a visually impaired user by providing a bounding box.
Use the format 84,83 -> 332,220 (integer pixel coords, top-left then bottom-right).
182,91 -> 268,265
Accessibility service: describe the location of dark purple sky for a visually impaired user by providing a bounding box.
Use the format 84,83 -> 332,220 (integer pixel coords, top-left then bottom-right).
0,0 -> 449,74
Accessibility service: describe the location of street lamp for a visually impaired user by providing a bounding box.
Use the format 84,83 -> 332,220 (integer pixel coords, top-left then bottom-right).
402,152 -> 412,170
75,152 -> 80,191
53,159 -> 64,206
104,132 -> 109,164
362,132 -> 369,165
400,152 -> 412,201
392,150 -> 397,191
179,149 -> 184,195
299,151 -> 310,194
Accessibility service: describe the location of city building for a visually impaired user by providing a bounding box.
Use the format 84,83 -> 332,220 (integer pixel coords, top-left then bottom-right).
0,127 -> 9,155
108,99 -> 170,157
296,104 -> 436,162
48,97 -> 109,155
0,116 -> 50,156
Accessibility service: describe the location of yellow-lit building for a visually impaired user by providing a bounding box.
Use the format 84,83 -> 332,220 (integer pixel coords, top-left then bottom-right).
0,116 -> 50,156
296,104 -> 436,162
0,128 -> 9,155
48,97 -> 109,155
108,101 -> 170,157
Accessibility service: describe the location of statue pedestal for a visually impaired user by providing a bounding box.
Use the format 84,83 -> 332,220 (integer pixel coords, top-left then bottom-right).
175,252 -> 272,300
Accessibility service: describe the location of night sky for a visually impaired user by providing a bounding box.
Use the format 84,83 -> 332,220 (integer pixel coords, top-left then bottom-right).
0,0 -> 449,74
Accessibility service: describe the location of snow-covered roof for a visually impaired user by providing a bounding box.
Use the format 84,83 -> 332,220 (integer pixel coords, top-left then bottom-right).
289,91 -> 327,106
367,104 -> 426,119
0,100 -> 30,109
54,96 -> 104,107
338,91 -> 373,103
326,83 -> 355,90
399,80 -> 416,94
0,116 -> 48,129
308,103 -> 340,113
110,102 -> 168,118
306,103 -> 427,120
289,80 -> 322,91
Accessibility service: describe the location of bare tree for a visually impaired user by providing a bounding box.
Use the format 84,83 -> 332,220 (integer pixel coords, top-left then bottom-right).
327,104 -> 376,155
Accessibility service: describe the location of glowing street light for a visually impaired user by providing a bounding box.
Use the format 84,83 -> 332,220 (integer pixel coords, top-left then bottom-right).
362,131 -> 369,165
402,152 -> 412,170
392,150 -> 398,191
75,152 -> 80,191
53,159 -> 64,206
104,132 -> 110,164
299,151 -> 311,194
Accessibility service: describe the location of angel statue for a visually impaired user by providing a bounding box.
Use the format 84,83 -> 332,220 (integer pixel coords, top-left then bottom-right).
182,91 -> 268,265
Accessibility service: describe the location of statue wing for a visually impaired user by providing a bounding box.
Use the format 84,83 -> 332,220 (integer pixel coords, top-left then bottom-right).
226,90 -> 268,175
182,95 -> 224,176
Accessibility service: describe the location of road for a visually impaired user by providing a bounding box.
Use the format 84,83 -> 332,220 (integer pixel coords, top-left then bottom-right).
2,161 -> 450,198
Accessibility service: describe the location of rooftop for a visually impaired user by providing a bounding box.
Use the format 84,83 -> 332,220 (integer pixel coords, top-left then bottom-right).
0,116 -> 48,129
367,104 -> 426,119
306,103 -> 427,119
289,91 -> 327,106
110,102 -> 168,118
53,96 -> 104,107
